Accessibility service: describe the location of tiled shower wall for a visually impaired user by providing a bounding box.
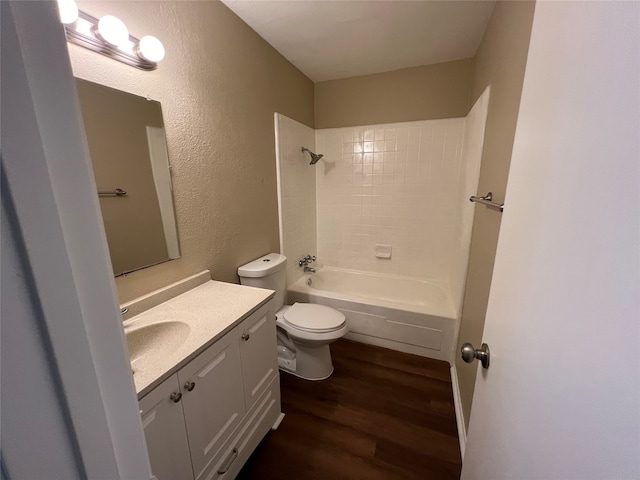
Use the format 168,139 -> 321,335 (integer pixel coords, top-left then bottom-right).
276,102 -> 488,313
315,119 -> 465,280
275,114 -> 317,286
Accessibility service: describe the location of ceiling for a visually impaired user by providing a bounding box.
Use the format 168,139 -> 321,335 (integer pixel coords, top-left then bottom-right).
222,0 -> 496,82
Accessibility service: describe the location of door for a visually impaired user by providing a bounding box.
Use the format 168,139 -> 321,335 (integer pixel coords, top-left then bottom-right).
238,301 -> 278,411
179,329 -> 246,480
462,2 -> 639,478
139,374 -> 194,480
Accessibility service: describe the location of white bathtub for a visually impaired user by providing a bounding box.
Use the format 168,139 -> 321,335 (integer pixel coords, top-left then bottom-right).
287,267 -> 458,363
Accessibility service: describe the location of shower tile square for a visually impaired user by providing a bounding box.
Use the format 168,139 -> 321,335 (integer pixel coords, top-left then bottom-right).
364,141 -> 374,153
364,130 -> 374,141
374,129 -> 385,141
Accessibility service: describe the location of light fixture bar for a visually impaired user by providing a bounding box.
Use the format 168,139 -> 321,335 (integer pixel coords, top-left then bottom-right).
64,11 -> 158,71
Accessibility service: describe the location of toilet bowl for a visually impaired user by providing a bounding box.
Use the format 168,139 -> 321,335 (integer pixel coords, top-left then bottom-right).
237,253 -> 348,380
275,303 -> 347,380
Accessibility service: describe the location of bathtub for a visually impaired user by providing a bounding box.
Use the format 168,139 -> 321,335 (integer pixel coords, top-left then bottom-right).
287,267 -> 459,363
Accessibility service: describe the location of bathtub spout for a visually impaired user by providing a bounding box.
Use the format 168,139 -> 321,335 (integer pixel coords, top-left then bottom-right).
303,266 -> 316,273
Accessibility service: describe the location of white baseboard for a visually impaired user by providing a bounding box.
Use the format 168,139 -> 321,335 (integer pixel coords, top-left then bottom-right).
450,365 -> 467,460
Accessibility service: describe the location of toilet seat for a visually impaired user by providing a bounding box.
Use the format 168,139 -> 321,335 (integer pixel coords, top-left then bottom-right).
282,303 -> 346,333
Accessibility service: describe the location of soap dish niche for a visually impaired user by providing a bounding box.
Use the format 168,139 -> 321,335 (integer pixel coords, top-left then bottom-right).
375,244 -> 392,259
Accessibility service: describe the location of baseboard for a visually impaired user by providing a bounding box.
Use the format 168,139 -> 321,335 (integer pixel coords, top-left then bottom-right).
450,365 -> 467,460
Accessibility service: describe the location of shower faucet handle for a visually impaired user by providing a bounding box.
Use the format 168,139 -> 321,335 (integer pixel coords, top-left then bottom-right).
298,255 -> 316,267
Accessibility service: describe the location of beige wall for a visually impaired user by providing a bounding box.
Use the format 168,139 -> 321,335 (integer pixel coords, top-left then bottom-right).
455,1 -> 536,429
70,1 -> 314,303
314,60 -> 473,128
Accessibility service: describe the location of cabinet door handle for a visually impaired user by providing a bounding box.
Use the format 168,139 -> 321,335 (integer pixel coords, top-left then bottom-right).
170,392 -> 182,403
241,333 -> 250,341
217,448 -> 238,475
184,381 -> 196,392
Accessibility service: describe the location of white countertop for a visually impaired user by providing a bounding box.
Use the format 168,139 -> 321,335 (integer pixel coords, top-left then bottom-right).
124,280 -> 274,399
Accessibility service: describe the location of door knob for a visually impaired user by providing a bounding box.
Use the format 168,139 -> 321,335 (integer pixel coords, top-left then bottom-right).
461,342 -> 490,369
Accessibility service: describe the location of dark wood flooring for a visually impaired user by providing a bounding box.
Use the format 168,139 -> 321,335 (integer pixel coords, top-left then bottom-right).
237,339 -> 461,480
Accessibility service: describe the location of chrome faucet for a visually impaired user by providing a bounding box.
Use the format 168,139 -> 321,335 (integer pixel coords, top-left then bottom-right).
298,255 -> 316,273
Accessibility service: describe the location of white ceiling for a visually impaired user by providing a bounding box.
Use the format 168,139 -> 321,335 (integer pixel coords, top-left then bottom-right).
222,0 -> 496,82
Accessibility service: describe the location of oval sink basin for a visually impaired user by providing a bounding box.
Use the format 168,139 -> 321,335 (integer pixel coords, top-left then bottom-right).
125,321 -> 191,363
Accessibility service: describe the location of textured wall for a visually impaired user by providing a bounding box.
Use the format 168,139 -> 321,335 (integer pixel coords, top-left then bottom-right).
455,1 -> 536,430
275,114 -> 317,286
69,1 -> 314,303
314,60 -> 473,129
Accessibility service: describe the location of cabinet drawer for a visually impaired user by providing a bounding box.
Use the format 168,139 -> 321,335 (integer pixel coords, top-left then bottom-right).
179,329 -> 246,480
238,301 -> 278,411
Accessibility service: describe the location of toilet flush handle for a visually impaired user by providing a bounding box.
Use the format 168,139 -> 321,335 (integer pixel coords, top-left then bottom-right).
241,333 -> 250,341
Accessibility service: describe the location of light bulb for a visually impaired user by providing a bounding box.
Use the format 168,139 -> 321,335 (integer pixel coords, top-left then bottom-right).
97,15 -> 129,47
137,35 -> 165,63
57,0 -> 78,24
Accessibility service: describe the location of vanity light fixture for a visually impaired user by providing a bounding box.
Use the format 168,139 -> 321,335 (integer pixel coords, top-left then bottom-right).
58,0 -> 165,71
137,35 -> 166,63
57,0 -> 79,24
96,15 -> 129,47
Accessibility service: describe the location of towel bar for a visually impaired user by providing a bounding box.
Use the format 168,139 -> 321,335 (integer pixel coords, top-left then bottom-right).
469,192 -> 504,212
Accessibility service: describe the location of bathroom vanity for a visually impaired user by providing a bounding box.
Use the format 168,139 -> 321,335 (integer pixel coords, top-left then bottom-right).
122,274 -> 282,480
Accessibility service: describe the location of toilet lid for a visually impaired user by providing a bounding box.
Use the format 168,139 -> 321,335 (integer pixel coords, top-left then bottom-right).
283,303 -> 346,333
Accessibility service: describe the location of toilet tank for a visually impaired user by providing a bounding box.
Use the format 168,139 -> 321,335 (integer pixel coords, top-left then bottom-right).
237,253 -> 287,311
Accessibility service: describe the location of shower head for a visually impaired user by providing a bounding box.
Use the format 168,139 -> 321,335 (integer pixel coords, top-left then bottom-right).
301,147 -> 324,165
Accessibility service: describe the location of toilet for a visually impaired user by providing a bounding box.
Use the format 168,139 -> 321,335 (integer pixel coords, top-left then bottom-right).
238,253 -> 347,380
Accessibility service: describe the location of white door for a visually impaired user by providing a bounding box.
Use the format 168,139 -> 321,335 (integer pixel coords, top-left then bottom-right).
462,2 -> 640,478
238,301 -> 278,411
179,329 -> 246,480
139,374 -> 194,480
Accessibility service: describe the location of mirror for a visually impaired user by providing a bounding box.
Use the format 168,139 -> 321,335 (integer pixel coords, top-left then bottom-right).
76,79 -> 180,276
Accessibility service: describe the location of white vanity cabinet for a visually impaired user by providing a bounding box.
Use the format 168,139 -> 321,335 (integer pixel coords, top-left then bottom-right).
138,300 -> 280,480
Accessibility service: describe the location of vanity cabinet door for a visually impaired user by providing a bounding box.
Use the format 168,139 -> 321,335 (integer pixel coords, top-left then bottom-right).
238,301 -> 278,411
139,374 -> 194,480
178,329 -> 246,480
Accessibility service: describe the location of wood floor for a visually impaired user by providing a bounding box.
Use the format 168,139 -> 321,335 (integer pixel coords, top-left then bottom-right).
237,339 -> 461,480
